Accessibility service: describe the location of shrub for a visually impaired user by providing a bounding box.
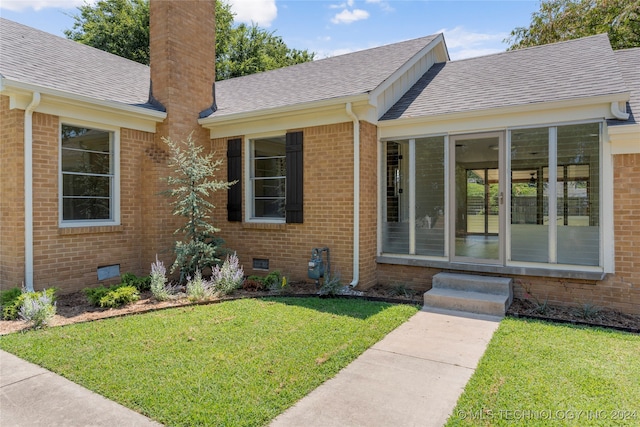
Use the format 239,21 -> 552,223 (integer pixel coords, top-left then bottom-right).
211,253 -> 244,295
319,272 -> 343,297
98,285 -> 140,308
150,256 -> 172,301
1,287 -> 23,320
3,288 -> 56,321
84,284 -> 139,308
121,272 -> 151,292
242,277 -> 265,291
186,271 -> 214,301
19,290 -> 56,328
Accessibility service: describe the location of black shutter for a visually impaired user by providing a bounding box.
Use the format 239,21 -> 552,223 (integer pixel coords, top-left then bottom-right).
285,131 -> 303,223
227,138 -> 242,222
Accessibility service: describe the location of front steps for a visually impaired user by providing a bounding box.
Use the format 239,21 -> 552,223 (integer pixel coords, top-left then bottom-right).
424,273 -> 513,316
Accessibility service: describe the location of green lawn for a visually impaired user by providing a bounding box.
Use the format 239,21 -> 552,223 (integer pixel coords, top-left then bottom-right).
0,297 -> 418,427
446,318 -> 640,426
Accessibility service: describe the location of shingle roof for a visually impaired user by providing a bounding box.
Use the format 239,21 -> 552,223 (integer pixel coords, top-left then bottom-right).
382,34 -> 629,121
0,18 -> 157,110
209,35 -> 439,118
611,47 -> 640,125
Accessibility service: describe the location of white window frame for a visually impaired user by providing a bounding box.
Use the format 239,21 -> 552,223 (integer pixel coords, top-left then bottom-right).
59,119 -> 120,228
377,120 -> 612,275
244,133 -> 286,224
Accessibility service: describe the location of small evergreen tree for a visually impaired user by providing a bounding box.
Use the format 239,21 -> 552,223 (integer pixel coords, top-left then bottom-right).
163,133 -> 236,281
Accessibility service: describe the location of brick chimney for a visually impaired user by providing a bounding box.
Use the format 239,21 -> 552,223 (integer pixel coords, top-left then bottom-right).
143,0 -> 216,273
149,0 -> 216,141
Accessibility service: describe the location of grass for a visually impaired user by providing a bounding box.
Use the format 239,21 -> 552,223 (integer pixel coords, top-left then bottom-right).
0,297 -> 418,427
446,318 -> 640,426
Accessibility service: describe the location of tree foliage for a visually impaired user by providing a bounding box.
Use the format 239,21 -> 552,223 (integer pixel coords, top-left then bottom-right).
65,0 -> 314,79
163,134 -> 235,281
506,0 -> 640,50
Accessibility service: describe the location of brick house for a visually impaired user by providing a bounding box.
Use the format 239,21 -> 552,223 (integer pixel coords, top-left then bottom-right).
1,1 -> 638,313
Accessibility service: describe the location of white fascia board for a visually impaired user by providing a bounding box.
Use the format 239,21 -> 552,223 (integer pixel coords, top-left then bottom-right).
607,123 -> 640,154
369,34 -> 447,107
200,95 -> 372,139
378,93 -> 630,139
1,78 -> 166,133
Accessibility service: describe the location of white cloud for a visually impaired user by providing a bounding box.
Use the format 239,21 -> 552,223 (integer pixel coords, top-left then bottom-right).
228,0 -> 278,27
439,26 -> 508,60
0,0 -> 92,12
331,8 -> 369,24
365,0 -> 393,12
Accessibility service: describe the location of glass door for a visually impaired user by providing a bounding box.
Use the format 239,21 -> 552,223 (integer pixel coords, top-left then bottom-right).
450,133 -> 504,263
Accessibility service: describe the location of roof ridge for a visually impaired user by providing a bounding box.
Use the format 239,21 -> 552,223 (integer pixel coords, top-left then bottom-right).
448,33 -> 610,64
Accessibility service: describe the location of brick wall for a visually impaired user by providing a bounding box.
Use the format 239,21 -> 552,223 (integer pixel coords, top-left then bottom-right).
0,96 -> 25,289
210,122 -> 361,284
358,121 -> 378,289
20,113 -> 157,293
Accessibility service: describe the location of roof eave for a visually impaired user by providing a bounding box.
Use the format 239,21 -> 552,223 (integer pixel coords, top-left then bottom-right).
198,94 -> 370,128
0,77 -> 167,123
378,92 -> 632,127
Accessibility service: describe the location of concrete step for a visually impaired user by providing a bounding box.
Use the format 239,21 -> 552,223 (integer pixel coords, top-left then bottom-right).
432,272 -> 512,295
424,288 -> 511,317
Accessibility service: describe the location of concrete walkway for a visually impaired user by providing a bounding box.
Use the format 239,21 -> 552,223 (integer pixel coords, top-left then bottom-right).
270,307 -> 501,427
1,307 -> 500,427
0,350 -> 161,427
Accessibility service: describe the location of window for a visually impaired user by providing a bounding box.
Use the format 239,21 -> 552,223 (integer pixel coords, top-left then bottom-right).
60,124 -> 117,224
231,131 -> 303,223
251,135 -> 286,219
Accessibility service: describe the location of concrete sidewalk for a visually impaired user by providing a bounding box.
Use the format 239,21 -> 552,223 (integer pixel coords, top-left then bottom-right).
1,307 -> 499,427
0,350 -> 161,427
270,307 -> 501,427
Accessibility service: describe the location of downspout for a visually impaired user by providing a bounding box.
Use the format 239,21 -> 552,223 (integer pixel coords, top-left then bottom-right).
345,102 -> 359,287
611,101 -> 630,120
24,92 -> 41,292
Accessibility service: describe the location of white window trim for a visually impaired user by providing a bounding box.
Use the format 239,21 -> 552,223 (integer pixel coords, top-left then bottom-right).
244,133 -> 286,224
58,119 -> 120,228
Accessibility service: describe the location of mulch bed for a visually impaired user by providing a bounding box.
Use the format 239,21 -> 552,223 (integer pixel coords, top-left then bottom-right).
2,283 -> 638,335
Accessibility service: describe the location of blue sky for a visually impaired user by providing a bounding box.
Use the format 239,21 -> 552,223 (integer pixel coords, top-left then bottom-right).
0,0 -> 539,60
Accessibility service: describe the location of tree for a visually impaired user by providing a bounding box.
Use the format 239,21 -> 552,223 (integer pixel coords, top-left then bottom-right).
163,133 -> 235,281
506,0 -> 640,51
65,0 -> 314,79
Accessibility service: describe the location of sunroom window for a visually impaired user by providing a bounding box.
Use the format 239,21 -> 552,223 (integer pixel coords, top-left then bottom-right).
60,125 -> 115,222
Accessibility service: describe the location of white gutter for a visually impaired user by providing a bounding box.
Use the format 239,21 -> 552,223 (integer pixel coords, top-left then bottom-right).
345,102 -> 360,287
610,101 -> 630,120
24,92 -> 41,292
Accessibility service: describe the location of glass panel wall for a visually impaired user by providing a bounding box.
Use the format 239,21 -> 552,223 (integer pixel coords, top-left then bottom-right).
382,141 -> 409,253
510,127 -> 549,263
556,123 -> 600,265
415,137 -> 445,256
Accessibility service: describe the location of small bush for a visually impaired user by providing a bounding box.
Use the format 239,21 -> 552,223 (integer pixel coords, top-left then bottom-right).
150,256 -> 172,301
121,272 -> 151,292
19,289 -> 56,328
1,287 -> 23,320
388,284 -> 416,299
319,272 -> 343,297
186,271 -> 214,301
98,285 -> 140,308
3,288 -> 56,321
242,277 -> 265,291
84,284 -> 139,308
211,253 -> 244,295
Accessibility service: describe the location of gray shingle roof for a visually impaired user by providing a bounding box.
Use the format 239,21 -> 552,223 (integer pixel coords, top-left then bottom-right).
210,35 -> 439,118
382,34 -> 629,121
0,18 -> 157,110
611,47 -> 640,125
